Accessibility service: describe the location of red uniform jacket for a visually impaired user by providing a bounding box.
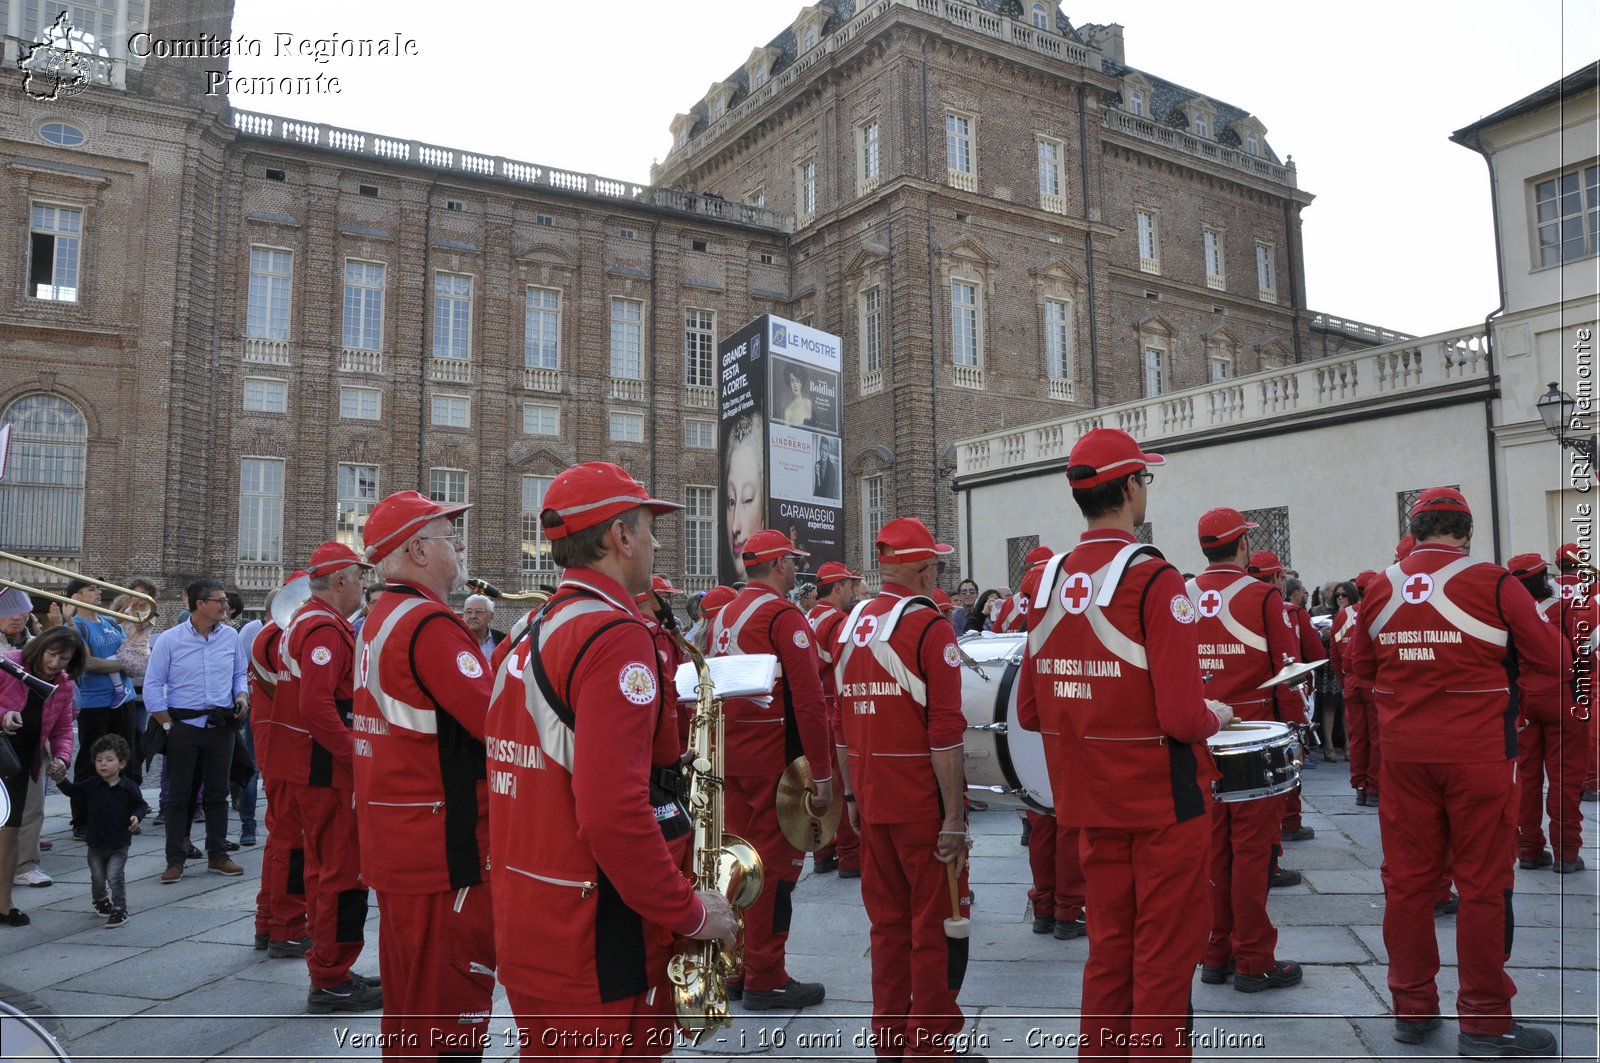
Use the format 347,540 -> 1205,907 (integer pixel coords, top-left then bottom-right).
809,600 -> 849,746
710,584 -> 832,782
352,580 -> 492,894
1188,565 -> 1306,725
1517,595 -> 1581,723
995,563 -> 1046,634
275,602 -> 357,789
1287,601 -> 1324,667
1017,529 -> 1219,828
248,620 -> 284,781
484,570 -> 703,1003
1349,544 -> 1563,762
834,584 -> 963,823
1327,605 -> 1354,689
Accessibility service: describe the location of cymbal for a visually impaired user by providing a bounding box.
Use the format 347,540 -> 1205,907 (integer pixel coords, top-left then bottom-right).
776,756 -> 842,852
1256,659 -> 1326,689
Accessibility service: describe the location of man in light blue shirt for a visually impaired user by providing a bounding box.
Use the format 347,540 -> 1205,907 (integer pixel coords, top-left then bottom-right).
145,578 -> 249,883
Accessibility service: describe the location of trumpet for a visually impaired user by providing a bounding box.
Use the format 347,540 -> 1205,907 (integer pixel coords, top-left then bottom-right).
466,577 -> 552,603
0,550 -> 156,625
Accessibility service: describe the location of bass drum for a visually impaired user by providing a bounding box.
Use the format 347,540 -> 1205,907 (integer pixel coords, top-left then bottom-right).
958,633 -> 1052,812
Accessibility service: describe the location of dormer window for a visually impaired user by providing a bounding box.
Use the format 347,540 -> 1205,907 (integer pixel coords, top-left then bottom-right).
1122,74 -> 1153,119
803,25 -> 817,51
711,99 -> 724,120
1031,2 -> 1050,29
1129,91 -> 1145,117
745,46 -> 778,93
1246,132 -> 1260,156
1193,113 -> 1209,138
670,113 -> 695,152
753,62 -> 767,88
676,128 -> 688,148
1179,97 -> 1217,140
793,5 -> 827,56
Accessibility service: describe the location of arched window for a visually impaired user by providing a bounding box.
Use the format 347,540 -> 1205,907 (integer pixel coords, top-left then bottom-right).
1031,3 -> 1050,29
1129,90 -> 1145,117
0,394 -> 88,552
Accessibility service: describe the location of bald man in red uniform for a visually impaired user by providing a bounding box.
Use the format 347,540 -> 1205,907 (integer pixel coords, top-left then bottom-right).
1349,487 -> 1562,1055
1189,511 -> 1304,993
1018,428 -> 1227,1060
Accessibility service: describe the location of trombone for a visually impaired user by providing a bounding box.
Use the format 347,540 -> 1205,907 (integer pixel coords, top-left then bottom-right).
466,577 -> 552,604
0,550 -> 157,625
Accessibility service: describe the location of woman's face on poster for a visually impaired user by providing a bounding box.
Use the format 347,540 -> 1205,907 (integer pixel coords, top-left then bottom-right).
725,436 -> 763,581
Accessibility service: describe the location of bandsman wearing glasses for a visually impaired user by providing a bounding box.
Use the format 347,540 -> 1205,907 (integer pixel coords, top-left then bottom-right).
352,491 -> 497,1058
709,528 -> 835,1010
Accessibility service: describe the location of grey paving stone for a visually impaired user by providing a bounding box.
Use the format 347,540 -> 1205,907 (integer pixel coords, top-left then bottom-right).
0,941 -> 150,993
53,939 -> 262,999
29,987 -> 155,1038
52,902 -> 242,949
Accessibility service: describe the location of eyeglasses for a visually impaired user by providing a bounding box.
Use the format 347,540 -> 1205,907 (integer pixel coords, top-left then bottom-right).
1135,471 -> 1155,485
200,596 -> 228,606
1335,592 -> 1351,600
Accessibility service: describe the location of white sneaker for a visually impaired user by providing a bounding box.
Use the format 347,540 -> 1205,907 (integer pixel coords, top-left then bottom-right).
14,866 -> 53,888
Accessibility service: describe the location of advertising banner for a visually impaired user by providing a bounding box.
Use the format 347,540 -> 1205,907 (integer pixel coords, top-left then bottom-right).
718,314 -> 845,585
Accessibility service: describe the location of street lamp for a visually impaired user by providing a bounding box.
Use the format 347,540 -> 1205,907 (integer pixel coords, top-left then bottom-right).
1537,382 -> 1596,465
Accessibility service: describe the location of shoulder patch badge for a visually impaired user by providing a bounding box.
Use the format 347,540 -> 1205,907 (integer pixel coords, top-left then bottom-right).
619,662 -> 658,705
310,645 -> 333,666
793,629 -> 811,650
1170,595 -> 1196,624
456,651 -> 484,679
944,643 -> 962,668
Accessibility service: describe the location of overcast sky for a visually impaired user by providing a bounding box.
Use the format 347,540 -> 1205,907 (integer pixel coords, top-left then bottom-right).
226,0 -> 1598,339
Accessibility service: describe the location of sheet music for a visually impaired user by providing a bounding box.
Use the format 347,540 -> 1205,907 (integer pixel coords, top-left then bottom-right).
675,653 -> 779,703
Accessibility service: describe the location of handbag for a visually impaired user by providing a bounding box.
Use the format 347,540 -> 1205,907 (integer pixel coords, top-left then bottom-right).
0,733 -> 21,781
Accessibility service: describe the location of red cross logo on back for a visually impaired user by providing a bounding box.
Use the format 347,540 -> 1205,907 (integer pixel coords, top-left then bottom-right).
1198,590 -> 1224,618
716,628 -> 732,654
1402,572 -> 1434,605
1059,573 -> 1094,615
852,613 -> 880,647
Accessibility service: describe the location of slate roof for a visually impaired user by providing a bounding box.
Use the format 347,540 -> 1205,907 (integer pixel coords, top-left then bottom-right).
1450,62 -> 1600,149
1099,56 -> 1282,164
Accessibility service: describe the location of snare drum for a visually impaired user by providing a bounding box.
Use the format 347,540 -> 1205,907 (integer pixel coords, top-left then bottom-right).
958,633 -> 1053,812
1206,721 -> 1301,803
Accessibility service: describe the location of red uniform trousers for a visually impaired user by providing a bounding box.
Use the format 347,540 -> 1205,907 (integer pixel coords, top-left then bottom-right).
1202,797 -> 1280,975
377,885 -> 498,1057
254,777 -> 307,942
859,817 -> 969,1059
1516,708 -> 1589,863
1025,812 -> 1085,922
1345,686 -> 1381,796
1379,759 -> 1517,1036
1078,818 -> 1211,1061
288,785 -> 367,990
507,985 -> 674,1061
1280,787 -> 1303,833
725,773 -> 803,991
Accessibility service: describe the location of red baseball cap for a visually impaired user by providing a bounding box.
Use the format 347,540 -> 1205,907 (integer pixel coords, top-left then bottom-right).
1198,508 -> 1258,549
1409,486 -> 1471,518
541,462 -> 681,542
1025,545 -> 1054,568
700,585 -> 738,618
742,528 -> 808,564
1066,428 -> 1165,489
363,490 -> 471,564
1507,553 -> 1548,580
635,574 -> 683,603
1394,534 -> 1416,561
1246,550 -> 1284,577
875,517 -> 954,563
1354,569 -> 1380,592
307,541 -> 373,577
1556,543 -> 1585,568
932,588 -> 955,613
816,561 -> 863,586
283,570 -> 308,587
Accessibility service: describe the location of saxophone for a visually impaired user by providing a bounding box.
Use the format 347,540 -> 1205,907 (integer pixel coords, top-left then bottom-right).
666,629 -> 764,1033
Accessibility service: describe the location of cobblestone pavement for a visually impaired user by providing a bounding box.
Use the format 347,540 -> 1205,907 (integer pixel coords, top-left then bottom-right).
0,757 -> 1595,1061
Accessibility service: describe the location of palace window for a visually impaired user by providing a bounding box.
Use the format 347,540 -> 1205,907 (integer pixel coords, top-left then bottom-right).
1535,163 -> 1600,267
246,246 -> 292,338
342,259 -> 385,352
525,287 -> 560,370
432,271 -> 472,359
28,203 -> 81,302
238,458 -> 285,564
0,394 -> 87,552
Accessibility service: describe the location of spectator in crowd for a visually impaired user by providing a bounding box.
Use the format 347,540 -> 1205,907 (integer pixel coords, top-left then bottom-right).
58,579 -> 127,842
2,590 -> 54,890
226,592 -> 246,627
113,578 -> 159,785
146,579 -> 249,883
0,625 -> 84,926
461,594 -> 505,660
951,578 -> 979,631
55,733 -> 147,928
967,589 -> 1003,634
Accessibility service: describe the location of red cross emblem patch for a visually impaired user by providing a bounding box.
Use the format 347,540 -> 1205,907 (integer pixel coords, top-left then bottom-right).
1059,572 -> 1093,615
1402,572 -> 1434,605
1198,590 -> 1224,618
716,628 -> 732,653
852,614 -> 879,646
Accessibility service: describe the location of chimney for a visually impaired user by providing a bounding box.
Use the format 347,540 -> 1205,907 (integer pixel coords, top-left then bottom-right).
1079,23 -> 1125,66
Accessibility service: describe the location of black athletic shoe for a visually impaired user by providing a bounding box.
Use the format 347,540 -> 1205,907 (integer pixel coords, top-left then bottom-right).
1283,826 -> 1316,841
1456,1023 -> 1558,1058
105,908 -> 129,929
838,866 -> 861,879
1268,868 -> 1303,888
254,932 -> 269,950
742,978 -> 826,1011
1518,851 -> 1553,870
1435,893 -> 1459,916
1355,789 -> 1367,806
1031,916 -> 1055,935
1393,1015 -> 1441,1045
1234,960 -> 1303,993
184,843 -> 203,861
1053,917 -> 1088,941
1199,961 -> 1234,985
1554,857 -> 1585,874
93,897 -> 113,916
268,934 -> 312,958
306,976 -> 384,1014
812,855 -> 839,874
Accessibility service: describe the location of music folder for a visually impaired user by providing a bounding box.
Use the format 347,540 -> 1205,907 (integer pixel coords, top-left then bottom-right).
675,653 -> 779,704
